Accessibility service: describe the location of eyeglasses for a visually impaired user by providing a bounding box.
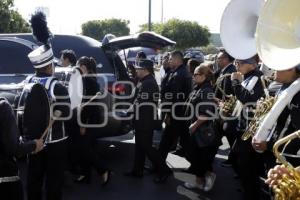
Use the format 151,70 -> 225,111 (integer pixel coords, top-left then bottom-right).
217,56 -> 226,60
234,60 -> 247,66
193,73 -> 202,77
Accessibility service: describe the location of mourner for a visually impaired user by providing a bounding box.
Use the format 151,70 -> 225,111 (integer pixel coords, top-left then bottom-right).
59,49 -> 77,68
0,97 -> 44,200
125,59 -> 172,183
73,56 -> 111,185
214,48 -> 236,101
183,64 -> 220,192
159,52 -> 171,82
158,50 -> 192,160
214,48 -> 236,168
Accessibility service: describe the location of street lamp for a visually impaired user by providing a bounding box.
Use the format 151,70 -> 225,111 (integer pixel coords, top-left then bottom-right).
148,0 -> 151,31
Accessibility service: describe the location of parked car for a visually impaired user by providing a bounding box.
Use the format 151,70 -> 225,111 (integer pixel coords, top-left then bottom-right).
184,49 -> 205,63
0,32 -> 175,137
118,47 -> 158,66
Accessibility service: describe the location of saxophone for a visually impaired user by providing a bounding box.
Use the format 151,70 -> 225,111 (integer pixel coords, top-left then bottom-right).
215,74 -> 237,117
272,130 -> 300,200
241,76 -> 276,140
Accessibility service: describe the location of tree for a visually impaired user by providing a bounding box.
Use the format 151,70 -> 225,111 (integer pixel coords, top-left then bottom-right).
139,19 -> 210,50
82,19 -> 130,41
0,0 -> 30,33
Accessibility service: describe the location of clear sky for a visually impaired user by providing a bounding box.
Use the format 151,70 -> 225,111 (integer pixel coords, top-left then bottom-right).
14,0 -> 230,35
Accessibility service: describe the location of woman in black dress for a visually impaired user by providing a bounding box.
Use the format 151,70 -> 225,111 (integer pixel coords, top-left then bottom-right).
184,63 -> 221,191
74,56 -> 111,185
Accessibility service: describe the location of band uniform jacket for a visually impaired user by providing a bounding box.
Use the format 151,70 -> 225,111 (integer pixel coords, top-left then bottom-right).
133,74 -> 159,131
231,69 -> 264,132
267,83 -> 300,166
215,64 -> 236,100
0,97 -> 36,177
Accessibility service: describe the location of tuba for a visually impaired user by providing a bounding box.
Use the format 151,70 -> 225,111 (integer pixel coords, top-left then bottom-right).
253,0 -> 300,143
220,0 -> 265,60
272,130 -> 300,200
220,0 -> 265,118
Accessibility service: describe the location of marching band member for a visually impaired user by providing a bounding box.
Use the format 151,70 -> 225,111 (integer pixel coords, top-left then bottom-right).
230,55 -> 265,200
0,97 -> 44,200
252,65 -> 300,168
24,12 -> 71,200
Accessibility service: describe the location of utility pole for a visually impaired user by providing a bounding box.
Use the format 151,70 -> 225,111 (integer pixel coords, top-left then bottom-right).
148,0 -> 152,31
161,0 -> 164,23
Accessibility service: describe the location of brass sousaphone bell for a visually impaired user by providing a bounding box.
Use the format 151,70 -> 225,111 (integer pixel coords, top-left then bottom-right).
220,0 -> 265,60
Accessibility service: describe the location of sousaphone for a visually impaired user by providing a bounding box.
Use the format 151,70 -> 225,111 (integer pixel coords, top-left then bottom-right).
220,0 -> 265,59
254,0 -> 300,142
256,0 -> 300,70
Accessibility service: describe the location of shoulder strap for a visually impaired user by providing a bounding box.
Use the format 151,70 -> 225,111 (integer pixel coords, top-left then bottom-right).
242,76 -> 259,92
49,80 -> 58,101
24,75 -> 34,83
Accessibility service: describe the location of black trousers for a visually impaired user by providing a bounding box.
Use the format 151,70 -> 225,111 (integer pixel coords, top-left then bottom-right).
27,140 -> 67,200
233,138 -> 265,200
158,120 -> 189,161
187,135 -> 218,177
78,134 -> 108,178
221,119 -> 239,148
133,129 -> 169,175
0,181 -> 23,200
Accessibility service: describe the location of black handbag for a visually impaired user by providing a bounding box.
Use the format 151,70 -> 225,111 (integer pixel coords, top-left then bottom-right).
194,121 -> 220,147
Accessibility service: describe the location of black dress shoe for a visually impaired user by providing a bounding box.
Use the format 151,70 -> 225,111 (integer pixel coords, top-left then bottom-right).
181,167 -> 193,174
101,170 -> 111,186
123,170 -> 143,178
172,149 -> 186,158
144,165 -> 157,174
153,170 -> 173,184
74,175 -> 90,184
221,160 -> 232,168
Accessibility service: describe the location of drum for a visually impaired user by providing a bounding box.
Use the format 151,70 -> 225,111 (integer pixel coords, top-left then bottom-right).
18,83 -> 50,140
55,67 -> 85,109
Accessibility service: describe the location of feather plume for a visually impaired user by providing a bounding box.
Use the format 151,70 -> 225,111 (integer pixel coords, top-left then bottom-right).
30,11 -> 52,45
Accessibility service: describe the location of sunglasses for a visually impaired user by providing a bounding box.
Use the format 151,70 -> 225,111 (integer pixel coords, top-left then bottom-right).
193,73 -> 202,77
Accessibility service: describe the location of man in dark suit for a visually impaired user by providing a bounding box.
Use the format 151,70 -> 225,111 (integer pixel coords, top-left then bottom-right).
126,59 -> 172,183
215,48 -> 236,100
214,48 -> 237,167
158,51 -> 192,161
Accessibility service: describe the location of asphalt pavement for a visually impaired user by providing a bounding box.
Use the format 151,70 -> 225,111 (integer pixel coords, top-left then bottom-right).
19,131 -> 244,200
